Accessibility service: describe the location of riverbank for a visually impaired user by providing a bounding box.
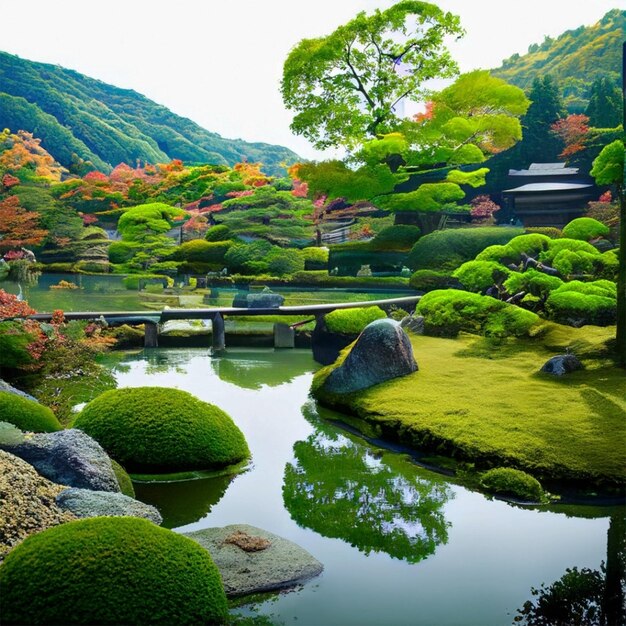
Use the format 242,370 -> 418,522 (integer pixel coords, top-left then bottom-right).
312,324 -> 626,493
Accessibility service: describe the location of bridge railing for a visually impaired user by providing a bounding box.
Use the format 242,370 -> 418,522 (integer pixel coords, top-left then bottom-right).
24,296 -> 421,350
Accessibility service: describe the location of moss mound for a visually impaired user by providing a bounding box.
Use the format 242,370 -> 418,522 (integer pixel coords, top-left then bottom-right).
0,392 -> 61,433
480,467 -> 545,501
74,387 -> 249,473
0,517 -> 228,625
324,306 -> 387,335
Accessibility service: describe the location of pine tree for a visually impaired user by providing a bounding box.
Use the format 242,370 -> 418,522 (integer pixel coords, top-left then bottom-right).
585,77 -> 623,128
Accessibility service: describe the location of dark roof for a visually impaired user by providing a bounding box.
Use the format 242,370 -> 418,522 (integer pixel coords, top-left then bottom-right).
503,182 -> 593,193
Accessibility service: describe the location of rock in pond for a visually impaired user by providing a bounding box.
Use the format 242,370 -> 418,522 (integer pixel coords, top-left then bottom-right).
246,291 -> 284,309
322,318 -> 418,394
183,524 -> 323,597
0,450 -> 76,560
0,428 -> 120,493
56,488 -> 162,525
540,354 -> 584,376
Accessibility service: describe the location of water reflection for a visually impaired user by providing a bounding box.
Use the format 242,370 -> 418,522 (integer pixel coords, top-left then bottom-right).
133,474 -> 236,529
211,349 -> 317,389
283,408 -> 452,563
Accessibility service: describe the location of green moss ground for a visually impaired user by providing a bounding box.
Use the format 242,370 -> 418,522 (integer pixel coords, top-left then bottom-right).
313,325 -> 626,488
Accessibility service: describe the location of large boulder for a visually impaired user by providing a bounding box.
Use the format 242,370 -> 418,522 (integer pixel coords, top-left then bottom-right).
540,354 -> 584,376
0,450 -> 76,561
56,488 -> 162,524
246,290 -> 284,309
1,428 -> 121,492
184,524 -> 323,597
322,318 -> 418,394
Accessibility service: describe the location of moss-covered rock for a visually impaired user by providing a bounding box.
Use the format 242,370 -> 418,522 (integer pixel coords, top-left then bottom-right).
0,517 -> 229,625
73,387 -> 249,473
416,290 -> 540,338
480,467 -> 545,502
0,392 -> 61,433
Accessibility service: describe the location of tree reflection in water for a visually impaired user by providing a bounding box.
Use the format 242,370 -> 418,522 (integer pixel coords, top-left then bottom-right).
283,412 -> 452,563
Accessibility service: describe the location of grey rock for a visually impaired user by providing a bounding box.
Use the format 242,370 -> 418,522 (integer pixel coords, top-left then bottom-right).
184,524 -> 323,597
400,314 -> 425,335
246,292 -> 284,309
0,380 -> 38,403
0,422 -> 25,447
1,429 -> 121,492
540,354 -> 584,376
323,318 -> 418,394
56,488 -> 161,524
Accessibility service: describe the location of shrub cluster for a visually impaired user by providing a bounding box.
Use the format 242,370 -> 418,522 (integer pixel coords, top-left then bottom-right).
370,225 -> 421,250
452,260 -> 511,293
204,224 -> 231,242
416,290 -> 539,338
0,392 -> 61,432
407,227 -> 523,271
74,386 -> 249,473
562,217 -> 609,241
324,306 -> 387,335
0,517 -> 229,626
480,467 -> 544,501
408,269 -> 453,292
545,280 -> 617,325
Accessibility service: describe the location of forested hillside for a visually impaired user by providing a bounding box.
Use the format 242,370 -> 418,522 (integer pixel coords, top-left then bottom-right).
0,51 -> 298,175
492,8 -> 624,113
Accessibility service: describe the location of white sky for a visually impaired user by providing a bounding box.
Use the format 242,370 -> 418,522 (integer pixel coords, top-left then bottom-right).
0,0 -> 621,161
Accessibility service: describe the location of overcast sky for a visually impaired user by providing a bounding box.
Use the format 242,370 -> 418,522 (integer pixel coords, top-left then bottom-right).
0,1 -> 620,160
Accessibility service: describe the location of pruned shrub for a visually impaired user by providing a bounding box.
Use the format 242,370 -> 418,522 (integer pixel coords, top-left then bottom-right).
562,217 -> 610,241
539,238 -> 598,265
0,392 -> 61,432
551,249 -> 598,276
108,241 -> 137,264
452,261 -> 511,293
324,306 -> 387,335
524,226 -> 563,239
503,269 -> 563,299
407,227 -> 523,270
267,249 -> 305,276
224,240 -> 274,274
480,467 -> 544,501
409,269 -> 453,292
416,290 -> 539,337
204,224 -> 231,242
74,386 -> 249,473
0,517 -> 229,626
175,240 -> 232,264
371,225 -> 421,250
300,246 -> 329,270
545,283 -> 616,326
504,233 -> 552,259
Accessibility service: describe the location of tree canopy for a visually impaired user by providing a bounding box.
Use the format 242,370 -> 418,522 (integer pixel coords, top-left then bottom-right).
281,0 -> 464,150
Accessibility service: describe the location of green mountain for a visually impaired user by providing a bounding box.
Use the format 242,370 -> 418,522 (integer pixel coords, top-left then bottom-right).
0,51 -> 299,175
492,8 -> 625,112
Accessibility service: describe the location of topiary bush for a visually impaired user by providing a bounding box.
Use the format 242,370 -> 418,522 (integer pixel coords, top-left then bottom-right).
74,387 -> 249,473
267,248 -> 305,276
324,306 -> 387,335
175,240 -> 232,265
204,224 -> 231,242
452,261 -> 511,293
504,233 -> 552,260
524,226 -> 562,239
550,249 -> 597,276
0,517 -> 229,626
407,227 -> 523,271
545,288 -> 616,326
503,269 -> 563,299
371,225 -> 421,250
480,467 -> 544,501
108,241 -> 137,264
409,269 -> 453,292
224,240 -> 274,274
539,238 -> 598,265
0,392 -> 61,432
416,290 -> 539,338
300,246 -> 329,270
562,217 -> 610,241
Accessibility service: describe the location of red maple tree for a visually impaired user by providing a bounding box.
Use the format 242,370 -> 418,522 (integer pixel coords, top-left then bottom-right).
0,195 -> 48,252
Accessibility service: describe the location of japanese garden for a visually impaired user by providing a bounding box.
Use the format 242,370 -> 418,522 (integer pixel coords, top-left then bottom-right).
0,2 -> 624,625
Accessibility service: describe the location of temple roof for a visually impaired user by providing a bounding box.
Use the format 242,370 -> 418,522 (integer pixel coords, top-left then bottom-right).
509,162 -> 579,176
503,182 -> 593,193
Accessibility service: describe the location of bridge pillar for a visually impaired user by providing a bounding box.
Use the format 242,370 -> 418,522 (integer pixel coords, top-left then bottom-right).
211,312 -> 226,355
274,323 -> 295,348
144,322 -> 159,348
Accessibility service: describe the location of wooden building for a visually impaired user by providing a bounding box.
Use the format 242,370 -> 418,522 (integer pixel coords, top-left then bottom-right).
503,163 -> 596,227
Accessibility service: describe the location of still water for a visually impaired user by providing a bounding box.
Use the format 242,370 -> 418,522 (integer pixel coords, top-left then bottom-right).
107,348 -> 620,626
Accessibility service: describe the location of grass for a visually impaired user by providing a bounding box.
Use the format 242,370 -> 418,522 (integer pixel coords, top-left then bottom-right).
313,324 -> 626,488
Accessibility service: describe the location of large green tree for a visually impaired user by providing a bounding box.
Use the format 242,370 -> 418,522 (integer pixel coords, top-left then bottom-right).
296,71 -> 529,234
585,77 -> 623,129
590,139 -> 625,367
281,1 -> 464,150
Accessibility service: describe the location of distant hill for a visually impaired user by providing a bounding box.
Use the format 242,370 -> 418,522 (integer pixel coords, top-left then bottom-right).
0,51 -> 299,175
491,8 -> 625,112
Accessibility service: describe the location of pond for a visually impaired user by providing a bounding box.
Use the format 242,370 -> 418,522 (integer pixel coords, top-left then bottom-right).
2,273 -> 413,313
105,347 -> 623,626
